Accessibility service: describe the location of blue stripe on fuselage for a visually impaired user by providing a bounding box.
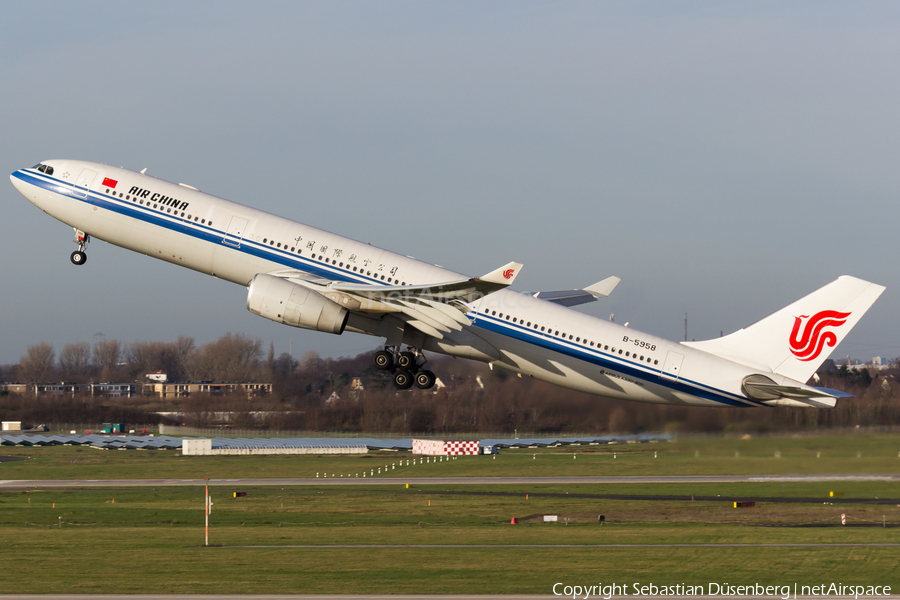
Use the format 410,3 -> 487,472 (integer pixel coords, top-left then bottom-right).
473,314 -> 762,407
13,169 -> 378,285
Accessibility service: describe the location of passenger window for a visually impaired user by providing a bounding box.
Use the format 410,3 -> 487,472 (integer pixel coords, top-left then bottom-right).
202,219 -> 205,224
291,247 -> 295,252
654,360 -> 659,365
277,243 -> 281,248
499,313 -> 503,318
576,337 -> 580,342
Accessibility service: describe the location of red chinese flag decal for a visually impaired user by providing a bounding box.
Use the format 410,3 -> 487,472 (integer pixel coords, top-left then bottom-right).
102,177 -> 118,188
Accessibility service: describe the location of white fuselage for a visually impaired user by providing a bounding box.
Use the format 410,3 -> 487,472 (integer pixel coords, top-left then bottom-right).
12,160 -> 794,407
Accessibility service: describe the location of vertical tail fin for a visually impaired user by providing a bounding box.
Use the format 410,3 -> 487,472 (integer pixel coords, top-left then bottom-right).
683,276 -> 885,383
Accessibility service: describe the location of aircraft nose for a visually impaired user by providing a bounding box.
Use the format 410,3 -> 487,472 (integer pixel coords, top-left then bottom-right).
10,169 -> 35,200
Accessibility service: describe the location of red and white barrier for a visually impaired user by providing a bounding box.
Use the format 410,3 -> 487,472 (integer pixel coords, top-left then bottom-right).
413,439 -> 480,455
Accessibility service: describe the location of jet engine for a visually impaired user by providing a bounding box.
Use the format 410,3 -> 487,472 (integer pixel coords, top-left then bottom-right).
247,273 -> 348,335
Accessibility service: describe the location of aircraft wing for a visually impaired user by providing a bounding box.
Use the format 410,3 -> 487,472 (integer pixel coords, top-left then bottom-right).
270,261 -> 522,339
330,261 -> 523,302
532,276 -> 621,307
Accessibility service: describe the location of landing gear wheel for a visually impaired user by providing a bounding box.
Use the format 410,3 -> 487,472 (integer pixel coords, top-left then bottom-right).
70,251 -> 87,266
393,369 -> 414,390
397,351 -> 418,370
414,370 -> 436,390
372,350 -> 394,370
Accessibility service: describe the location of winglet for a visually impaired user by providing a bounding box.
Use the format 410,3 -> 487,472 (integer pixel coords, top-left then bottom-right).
584,276 -> 621,299
478,262 -> 523,286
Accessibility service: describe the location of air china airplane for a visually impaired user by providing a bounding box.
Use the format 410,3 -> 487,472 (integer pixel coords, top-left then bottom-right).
11,160 -> 885,407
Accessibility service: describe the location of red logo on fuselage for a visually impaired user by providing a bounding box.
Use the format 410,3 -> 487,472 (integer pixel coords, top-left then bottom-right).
789,310 -> 851,361
502,269 -> 515,280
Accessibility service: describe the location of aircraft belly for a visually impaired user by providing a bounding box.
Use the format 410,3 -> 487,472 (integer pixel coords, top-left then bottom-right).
473,327 -> 650,400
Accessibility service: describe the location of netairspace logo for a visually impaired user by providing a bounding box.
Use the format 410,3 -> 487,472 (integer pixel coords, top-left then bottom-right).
551,582 -> 892,600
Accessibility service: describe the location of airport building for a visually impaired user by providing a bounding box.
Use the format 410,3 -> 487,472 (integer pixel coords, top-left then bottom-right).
141,381 -> 271,397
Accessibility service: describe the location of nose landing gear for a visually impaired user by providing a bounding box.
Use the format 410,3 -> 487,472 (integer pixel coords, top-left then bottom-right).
70,229 -> 89,266
372,346 -> 437,390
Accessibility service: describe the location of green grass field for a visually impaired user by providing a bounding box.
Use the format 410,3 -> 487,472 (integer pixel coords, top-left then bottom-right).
3,432 -> 900,480
1,432 -> 899,594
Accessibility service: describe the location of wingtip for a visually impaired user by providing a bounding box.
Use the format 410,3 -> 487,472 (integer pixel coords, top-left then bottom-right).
480,261 -> 523,285
584,276 -> 621,298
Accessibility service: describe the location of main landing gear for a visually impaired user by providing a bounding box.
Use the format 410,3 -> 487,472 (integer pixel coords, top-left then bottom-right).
373,347 -> 437,390
70,229 -> 89,266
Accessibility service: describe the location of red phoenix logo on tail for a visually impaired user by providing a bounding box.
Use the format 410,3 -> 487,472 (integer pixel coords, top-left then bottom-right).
502,269 -> 515,280
789,310 -> 851,361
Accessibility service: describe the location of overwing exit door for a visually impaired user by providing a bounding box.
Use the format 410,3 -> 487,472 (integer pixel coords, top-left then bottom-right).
660,351 -> 684,381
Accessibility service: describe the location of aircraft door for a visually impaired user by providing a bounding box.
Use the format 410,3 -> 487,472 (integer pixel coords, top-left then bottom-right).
73,169 -> 98,199
223,216 -> 249,248
660,351 -> 684,381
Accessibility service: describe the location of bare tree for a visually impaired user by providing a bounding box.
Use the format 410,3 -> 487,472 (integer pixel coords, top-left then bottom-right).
185,333 -> 263,382
59,342 -> 91,382
18,342 -> 56,386
92,339 -> 121,382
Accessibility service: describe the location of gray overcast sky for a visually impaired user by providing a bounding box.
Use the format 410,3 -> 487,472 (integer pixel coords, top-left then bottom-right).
2,1 -> 898,366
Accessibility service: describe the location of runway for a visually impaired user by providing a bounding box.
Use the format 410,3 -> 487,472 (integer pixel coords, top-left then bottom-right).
1,474 -> 898,488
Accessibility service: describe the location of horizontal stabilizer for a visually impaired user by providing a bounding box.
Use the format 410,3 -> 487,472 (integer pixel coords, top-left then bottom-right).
741,374 -> 844,408
534,276 -> 621,307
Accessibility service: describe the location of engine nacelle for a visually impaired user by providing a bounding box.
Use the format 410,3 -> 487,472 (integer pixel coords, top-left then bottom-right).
247,274 -> 348,335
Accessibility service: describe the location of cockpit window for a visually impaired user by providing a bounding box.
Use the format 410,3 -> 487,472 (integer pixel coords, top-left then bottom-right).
34,164 -> 53,175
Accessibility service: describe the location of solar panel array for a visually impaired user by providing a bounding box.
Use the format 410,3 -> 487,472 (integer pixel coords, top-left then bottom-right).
1,433 -> 668,451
